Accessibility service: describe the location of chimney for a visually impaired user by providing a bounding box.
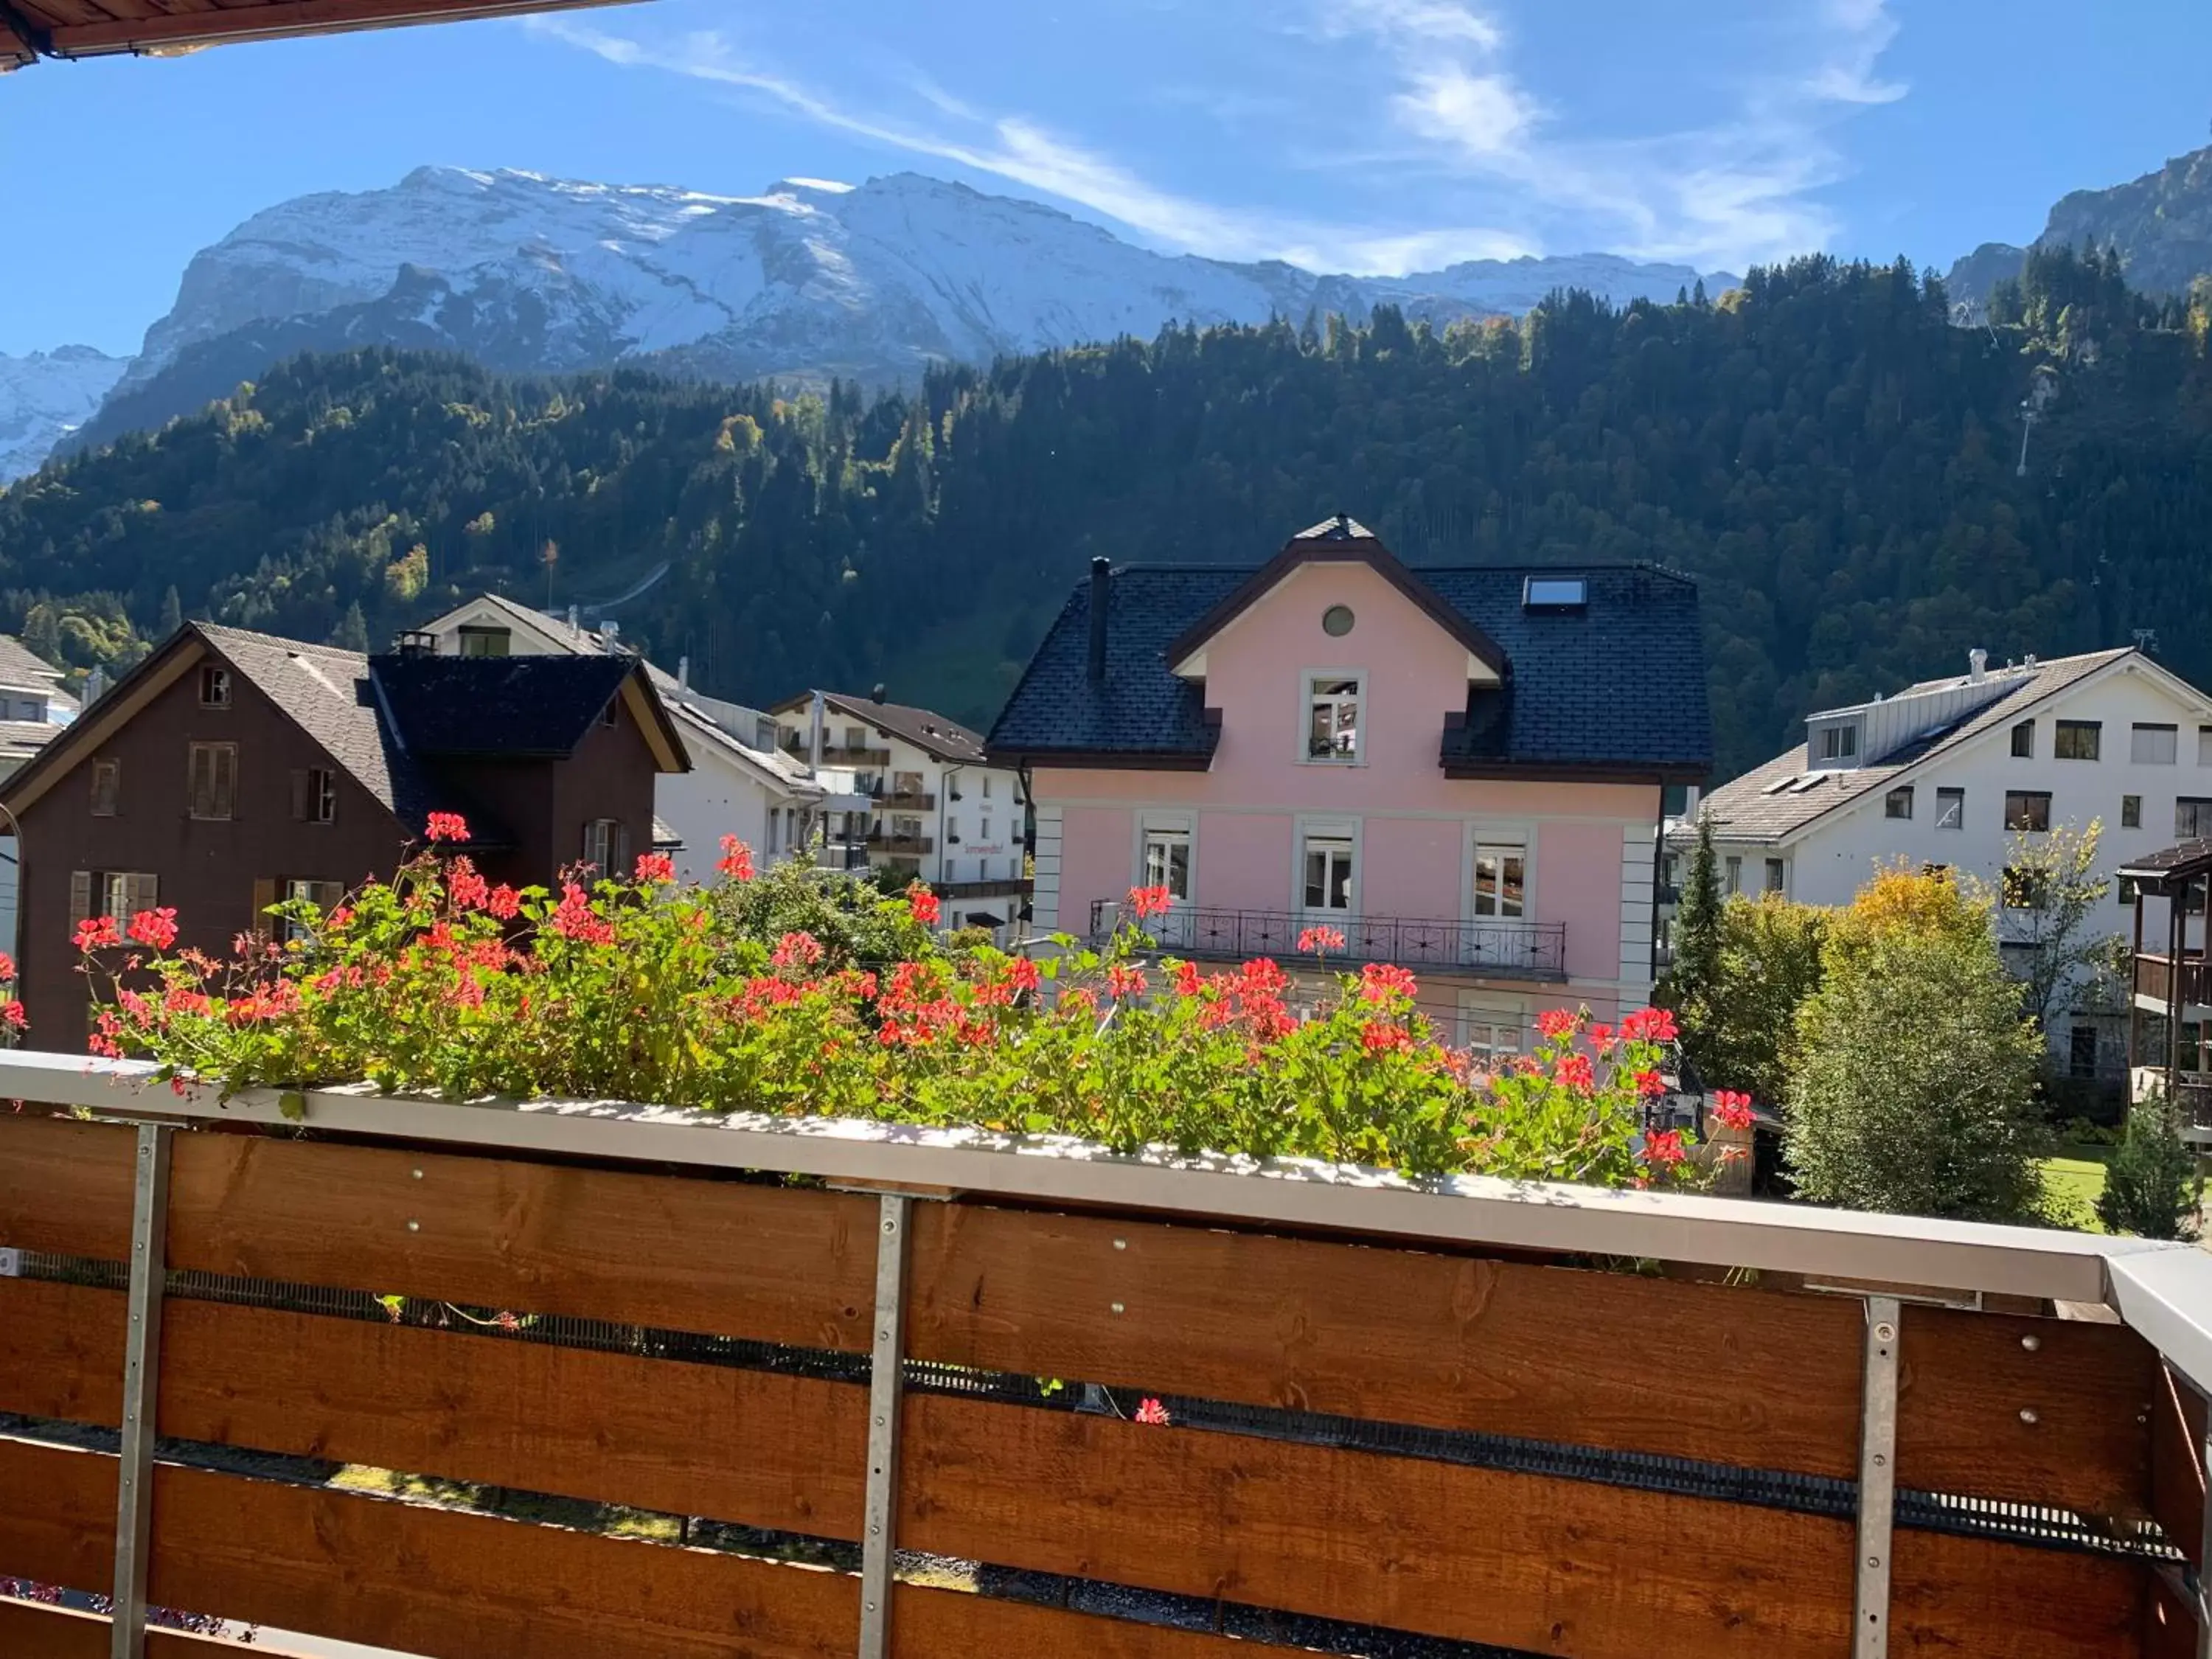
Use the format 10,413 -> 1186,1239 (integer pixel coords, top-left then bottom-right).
1968,647 -> 1988,684
870,683 -> 887,704
676,655 -> 690,691
1087,557 -> 1111,684
808,689 -> 826,771
600,619 -> 621,655
567,604 -> 580,635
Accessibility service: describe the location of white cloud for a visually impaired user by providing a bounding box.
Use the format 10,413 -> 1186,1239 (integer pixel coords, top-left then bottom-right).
532,1 -> 1908,279
1314,0 -> 1503,49
529,17 -> 1535,271
1393,65 -> 1540,159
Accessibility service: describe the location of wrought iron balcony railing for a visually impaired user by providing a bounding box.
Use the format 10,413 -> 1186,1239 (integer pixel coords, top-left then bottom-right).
1090,900 -> 1567,978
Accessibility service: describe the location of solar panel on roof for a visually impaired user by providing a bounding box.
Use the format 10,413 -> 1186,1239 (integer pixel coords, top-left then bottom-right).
1785,774 -> 1827,793
1760,776 -> 1797,795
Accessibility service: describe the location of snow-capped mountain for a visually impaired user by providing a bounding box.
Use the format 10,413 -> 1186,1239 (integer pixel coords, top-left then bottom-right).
55,166 -> 1736,465
0,346 -> 128,483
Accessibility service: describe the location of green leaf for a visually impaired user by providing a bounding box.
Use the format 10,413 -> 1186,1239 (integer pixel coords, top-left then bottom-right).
278,1091 -> 307,1123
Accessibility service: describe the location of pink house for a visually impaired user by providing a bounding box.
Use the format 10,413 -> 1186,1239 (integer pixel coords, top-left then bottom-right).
987,517 -> 1711,1050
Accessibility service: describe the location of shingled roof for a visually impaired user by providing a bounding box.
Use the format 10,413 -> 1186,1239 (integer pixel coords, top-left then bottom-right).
200,624 -> 445,832
987,557 -> 1711,780
1694,647 -> 2132,845
771,691 -> 990,765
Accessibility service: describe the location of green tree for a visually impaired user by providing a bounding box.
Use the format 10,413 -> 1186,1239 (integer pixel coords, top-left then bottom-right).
1787,906 -> 2048,1222
2097,1091 -> 2203,1239
1696,896 -> 1829,1105
1663,813 -> 1725,1081
1997,818 -> 2116,1032
330,601 -> 370,653
157,584 -> 183,636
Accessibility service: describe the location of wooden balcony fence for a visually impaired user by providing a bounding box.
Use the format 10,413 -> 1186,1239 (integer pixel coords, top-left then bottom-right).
3,1049 -> 2212,1658
2136,950 -> 2212,1009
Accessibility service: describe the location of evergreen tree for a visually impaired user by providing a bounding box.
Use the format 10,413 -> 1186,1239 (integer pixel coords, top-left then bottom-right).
157,585 -> 182,636
330,602 -> 370,653
2097,1091 -> 2203,1239
1664,813 -> 1725,1079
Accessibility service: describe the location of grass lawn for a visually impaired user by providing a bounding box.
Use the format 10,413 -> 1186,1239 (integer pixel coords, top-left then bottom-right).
2040,1144 -> 2113,1232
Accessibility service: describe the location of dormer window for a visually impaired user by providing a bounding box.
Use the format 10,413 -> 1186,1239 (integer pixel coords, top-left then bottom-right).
1523,576 -> 1587,611
1819,723 -> 1859,762
199,665 -> 231,708
1305,675 -> 1363,762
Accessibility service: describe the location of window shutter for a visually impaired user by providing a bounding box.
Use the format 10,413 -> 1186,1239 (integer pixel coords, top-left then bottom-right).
188,746 -> 209,818
290,770 -> 308,821
216,746 -> 237,818
69,870 -> 91,924
614,822 -> 631,876
250,878 -> 278,933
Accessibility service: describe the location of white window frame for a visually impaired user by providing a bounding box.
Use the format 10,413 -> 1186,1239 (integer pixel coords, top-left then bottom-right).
2133,723 -> 2179,765
1465,830 -> 1531,922
1299,670 -> 1366,766
1457,994 -> 1527,1061
1724,855 -> 1742,895
2199,726 -> 2212,768
1293,815 -> 1360,918
1133,813 -> 1195,905
1934,787 -> 1964,830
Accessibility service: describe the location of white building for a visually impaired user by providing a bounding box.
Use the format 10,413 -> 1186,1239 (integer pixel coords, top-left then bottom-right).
1682,646 -> 2212,1082
768,690 -> 1031,933
420,594 -> 824,884
0,634 -> 77,967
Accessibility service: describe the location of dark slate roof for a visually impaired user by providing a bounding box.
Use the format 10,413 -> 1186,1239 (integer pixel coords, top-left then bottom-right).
369,652 -> 641,757
988,561 -> 1711,778
1692,648 -> 2129,846
771,690 -> 990,765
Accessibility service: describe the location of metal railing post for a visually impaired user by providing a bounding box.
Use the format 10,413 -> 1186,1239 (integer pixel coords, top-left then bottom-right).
857,1193 -> 910,1659
1854,1295 -> 1901,1659
111,1122 -> 174,1659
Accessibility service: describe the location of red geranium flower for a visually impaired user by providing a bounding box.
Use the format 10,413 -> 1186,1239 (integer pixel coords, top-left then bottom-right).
717,835 -> 756,881
633,852 -> 676,886
1360,1020 -> 1413,1054
1133,1397 -> 1172,1425
487,885 -> 521,920
1619,1006 -> 1679,1044
1172,959 -> 1203,998
1534,1008 -> 1577,1041
1360,961 -> 1419,1003
1711,1090 -> 1756,1132
1106,962 -> 1148,1000
1643,1128 -> 1688,1169
125,907 -> 179,952
908,885 -> 942,927
1006,956 -> 1040,994
1552,1051 -> 1596,1091
447,860 -> 490,911
425,811 -> 470,844
74,915 -> 122,951
771,930 -> 826,970
1127,885 -> 1174,920
1634,1068 -> 1666,1098
1297,924 -> 1345,953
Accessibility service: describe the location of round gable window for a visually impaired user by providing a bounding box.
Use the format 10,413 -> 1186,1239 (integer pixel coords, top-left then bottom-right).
1322,605 -> 1355,637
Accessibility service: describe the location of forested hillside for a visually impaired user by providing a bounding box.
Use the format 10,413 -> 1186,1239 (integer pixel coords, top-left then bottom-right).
3,248 -> 2209,777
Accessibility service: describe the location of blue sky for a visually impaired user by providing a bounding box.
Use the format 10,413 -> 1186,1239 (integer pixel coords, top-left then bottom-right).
4,0 -> 2208,356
